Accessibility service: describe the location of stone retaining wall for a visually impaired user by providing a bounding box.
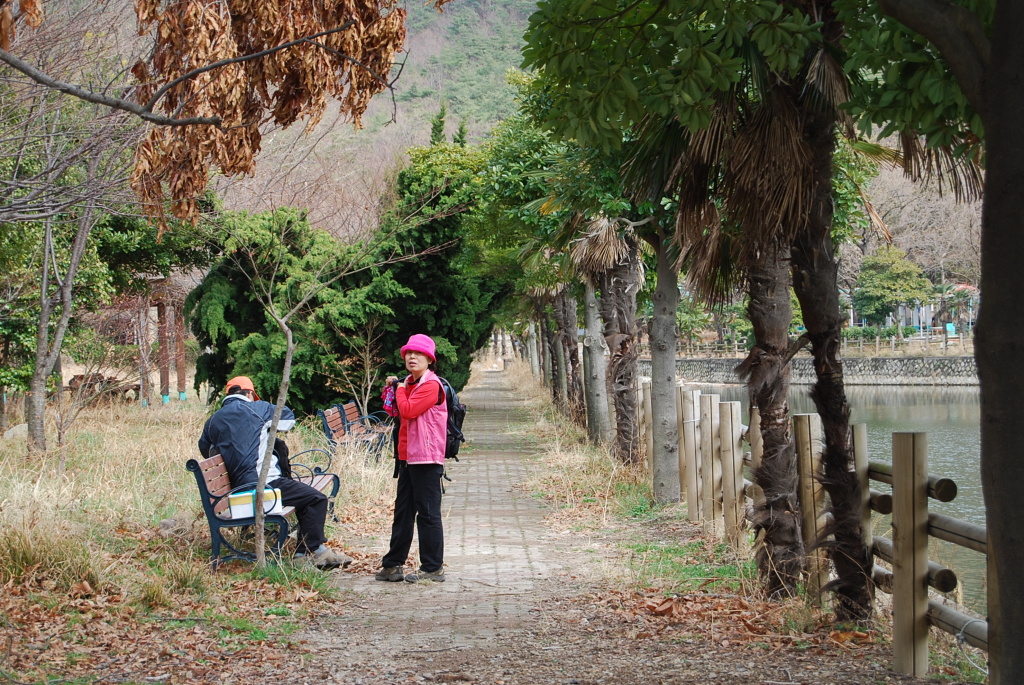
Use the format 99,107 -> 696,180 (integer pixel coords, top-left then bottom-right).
638,356 -> 978,385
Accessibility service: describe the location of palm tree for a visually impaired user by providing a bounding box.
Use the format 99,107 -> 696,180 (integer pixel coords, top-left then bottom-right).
570,215 -> 645,463
622,104 -> 810,593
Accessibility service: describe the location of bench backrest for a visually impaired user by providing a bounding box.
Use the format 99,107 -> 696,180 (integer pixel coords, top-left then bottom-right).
186,454 -> 233,518
341,401 -> 373,435
319,406 -> 347,442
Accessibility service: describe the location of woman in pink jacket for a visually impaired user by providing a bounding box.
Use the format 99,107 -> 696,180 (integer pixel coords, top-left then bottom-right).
375,334 -> 448,583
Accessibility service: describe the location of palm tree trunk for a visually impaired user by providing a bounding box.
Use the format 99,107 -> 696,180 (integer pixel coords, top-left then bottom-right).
550,301 -> 570,409
736,242 -> 805,595
597,238 -> 642,464
539,314 -> 554,392
791,105 -> 873,622
555,287 -> 586,424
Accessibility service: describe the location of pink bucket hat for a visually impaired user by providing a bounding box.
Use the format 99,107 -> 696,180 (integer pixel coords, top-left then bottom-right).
400,334 -> 436,362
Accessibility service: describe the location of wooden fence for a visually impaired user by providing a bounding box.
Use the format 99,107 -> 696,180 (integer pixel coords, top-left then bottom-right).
636,380 -> 988,677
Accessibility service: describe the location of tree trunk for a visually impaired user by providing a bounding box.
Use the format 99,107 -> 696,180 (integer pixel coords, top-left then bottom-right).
597,236 -> 642,464
978,5 -> 1024,681
736,242 -> 805,595
174,302 -> 187,400
648,239 -> 681,503
540,316 -> 552,390
157,300 -> 170,402
255,323 -> 295,567
27,211 -> 96,454
527,322 -> 541,378
137,298 -> 151,406
555,288 -> 585,425
791,104 -> 873,621
582,281 -> 612,444
553,321 -> 569,409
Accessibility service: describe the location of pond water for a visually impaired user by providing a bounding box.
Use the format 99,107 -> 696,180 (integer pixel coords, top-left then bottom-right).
681,383 -> 986,610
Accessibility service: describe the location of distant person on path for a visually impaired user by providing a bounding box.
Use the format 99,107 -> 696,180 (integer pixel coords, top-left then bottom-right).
375,334 -> 448,583
198,376 -> 352,570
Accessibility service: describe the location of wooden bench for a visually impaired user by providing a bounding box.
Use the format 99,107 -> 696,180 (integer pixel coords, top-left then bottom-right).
318,405 -> 389,458
186,451 -> 339,569
340,401 -> 392,455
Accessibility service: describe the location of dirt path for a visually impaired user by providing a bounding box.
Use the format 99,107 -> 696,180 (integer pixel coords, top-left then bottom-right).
302,370 -> 936,685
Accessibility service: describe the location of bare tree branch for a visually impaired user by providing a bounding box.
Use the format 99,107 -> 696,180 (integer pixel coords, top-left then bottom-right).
0,48 -> 220,126
0,22 -> 358,128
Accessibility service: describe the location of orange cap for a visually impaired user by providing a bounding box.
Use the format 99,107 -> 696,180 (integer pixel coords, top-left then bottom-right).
225,376 -> 260,401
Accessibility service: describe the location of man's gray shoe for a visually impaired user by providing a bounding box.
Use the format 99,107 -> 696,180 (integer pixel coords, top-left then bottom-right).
404,568 -> 445,583
301,545 -> 352,570
374,566 -> 404,582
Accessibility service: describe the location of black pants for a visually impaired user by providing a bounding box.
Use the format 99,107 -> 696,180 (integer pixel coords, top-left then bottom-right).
271,477 -> 328,554
382,462 -> 444,572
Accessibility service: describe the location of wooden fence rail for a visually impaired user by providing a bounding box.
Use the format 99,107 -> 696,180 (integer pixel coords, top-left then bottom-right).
635,381 -> 988,677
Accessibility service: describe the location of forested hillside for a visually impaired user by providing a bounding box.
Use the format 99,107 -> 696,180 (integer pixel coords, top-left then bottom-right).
215,0 -> 534,236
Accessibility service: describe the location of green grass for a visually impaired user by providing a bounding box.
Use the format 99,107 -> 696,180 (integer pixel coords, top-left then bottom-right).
247,560 -> 335,597
625,539 -> 756,593
614,482 -> 657,519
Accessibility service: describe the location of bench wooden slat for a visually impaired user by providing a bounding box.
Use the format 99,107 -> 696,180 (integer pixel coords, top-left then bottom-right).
296,474 -> 336,493
207,471 -> 232,495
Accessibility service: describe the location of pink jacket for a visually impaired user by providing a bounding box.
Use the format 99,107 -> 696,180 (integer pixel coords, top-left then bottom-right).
397,370 -> 448,465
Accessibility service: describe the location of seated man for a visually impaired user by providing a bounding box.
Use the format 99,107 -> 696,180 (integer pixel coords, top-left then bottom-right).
198,376 -> 351,570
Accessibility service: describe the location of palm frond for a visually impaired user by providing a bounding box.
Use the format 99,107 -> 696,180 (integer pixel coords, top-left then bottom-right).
898,131 -> 984,203
621,114 -> 690,204
724,90 -> 811,258
851,140 -> 902,167
570,214 -> 629,275
682,224 -> 743,309
804,45 -> 854,136
859,186 -> 892,242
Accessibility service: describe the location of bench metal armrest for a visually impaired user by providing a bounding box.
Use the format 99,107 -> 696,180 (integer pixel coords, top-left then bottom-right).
290,447 -> 333,475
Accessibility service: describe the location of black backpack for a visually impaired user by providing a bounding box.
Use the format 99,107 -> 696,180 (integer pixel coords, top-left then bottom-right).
436,376 -> 467,460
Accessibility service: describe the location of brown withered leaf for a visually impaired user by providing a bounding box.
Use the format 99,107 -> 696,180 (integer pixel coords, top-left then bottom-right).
1,6 -> 13,50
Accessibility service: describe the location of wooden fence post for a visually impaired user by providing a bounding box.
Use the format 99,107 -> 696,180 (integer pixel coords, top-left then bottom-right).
676,385 -> 687,502
794,413 -> 828,605
720,401 -> 745,549
892,432 -> 929,677
852,424 -> 873,555
642,379 -> 654,473
699,394 -> 722,535
682,389 -> 702,523
852,423 -> 876,615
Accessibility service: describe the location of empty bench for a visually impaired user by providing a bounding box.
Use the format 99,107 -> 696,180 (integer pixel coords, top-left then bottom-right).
318,404 -> 390,458
186,451 -> 339,569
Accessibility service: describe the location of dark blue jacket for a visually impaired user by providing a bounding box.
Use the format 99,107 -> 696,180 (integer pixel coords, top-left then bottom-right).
198,395 -> 295,488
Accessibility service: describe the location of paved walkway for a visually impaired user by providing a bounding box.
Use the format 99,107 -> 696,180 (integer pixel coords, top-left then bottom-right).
316,369 -> 585,660
304,368 -> 927,685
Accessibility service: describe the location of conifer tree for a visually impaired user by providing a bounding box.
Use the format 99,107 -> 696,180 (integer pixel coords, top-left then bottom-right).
429,102 -> 448,145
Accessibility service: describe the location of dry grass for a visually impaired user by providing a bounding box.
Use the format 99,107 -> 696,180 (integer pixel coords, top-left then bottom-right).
0,397 -> 394,602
